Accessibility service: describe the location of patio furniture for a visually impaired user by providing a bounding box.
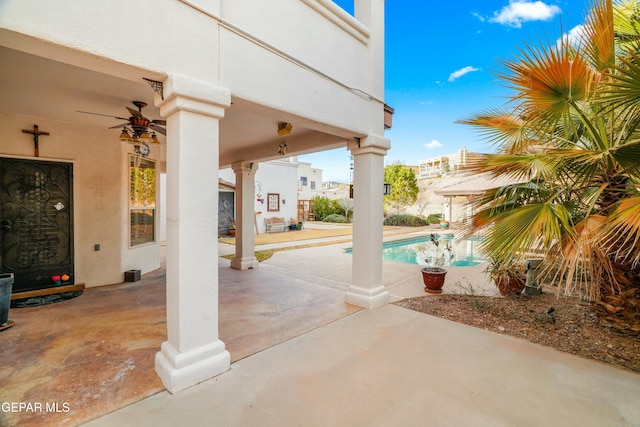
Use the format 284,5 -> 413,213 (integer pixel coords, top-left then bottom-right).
265,217 -> 287,233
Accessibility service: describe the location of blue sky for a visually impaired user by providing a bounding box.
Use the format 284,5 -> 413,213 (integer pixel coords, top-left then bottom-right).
299,0 -> 592,182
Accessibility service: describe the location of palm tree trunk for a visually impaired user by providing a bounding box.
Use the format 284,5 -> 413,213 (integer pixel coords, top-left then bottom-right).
595,260 -> 640,335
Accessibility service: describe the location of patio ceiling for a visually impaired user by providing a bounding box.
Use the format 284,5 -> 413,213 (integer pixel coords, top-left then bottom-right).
0,46 -> 348,166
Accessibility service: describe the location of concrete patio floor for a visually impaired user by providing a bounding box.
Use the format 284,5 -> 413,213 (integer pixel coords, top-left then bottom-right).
3,224 -> 640,426
85,304 -> 640,427
0,245 -> 361,427
85,228 -> 640,426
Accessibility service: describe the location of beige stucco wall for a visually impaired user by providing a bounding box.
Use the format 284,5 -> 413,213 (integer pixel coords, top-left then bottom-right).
0,112 -> 161,287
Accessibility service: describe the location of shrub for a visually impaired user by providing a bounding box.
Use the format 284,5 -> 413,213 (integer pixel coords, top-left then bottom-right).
425,213 -> 443,224
323,214 -> 350,223
313,196 -> 341,221
383,214 -> 428,227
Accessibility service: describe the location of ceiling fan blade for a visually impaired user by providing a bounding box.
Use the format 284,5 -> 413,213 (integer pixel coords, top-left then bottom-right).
77,110 -> 129,121
152,119 -> 166,126
108,122 -> 130,129
126,107 -> 144,118
149,123 -> 166,135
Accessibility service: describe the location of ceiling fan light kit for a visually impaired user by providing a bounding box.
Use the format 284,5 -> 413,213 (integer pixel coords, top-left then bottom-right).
116,101 -> 163,145
79,100 -> 165,157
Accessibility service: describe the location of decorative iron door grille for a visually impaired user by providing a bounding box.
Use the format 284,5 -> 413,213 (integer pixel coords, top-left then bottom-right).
0,158 -> 74,293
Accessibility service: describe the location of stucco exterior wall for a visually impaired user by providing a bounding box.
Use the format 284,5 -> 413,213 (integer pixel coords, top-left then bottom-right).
0,0 -> 219,84
0,112 -> 161,287
296,161 -> 324,201
218,0 -> 382,138
219,160 -> 299,234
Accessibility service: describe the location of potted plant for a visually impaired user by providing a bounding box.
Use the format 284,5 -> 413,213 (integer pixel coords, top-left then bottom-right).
289,217 -> 298,230
418,234 -> 448,294
487,258 -> 526,296
229,219 -> 236,236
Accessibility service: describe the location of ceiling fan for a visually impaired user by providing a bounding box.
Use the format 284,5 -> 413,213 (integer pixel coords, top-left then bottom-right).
78,100 -> 166,140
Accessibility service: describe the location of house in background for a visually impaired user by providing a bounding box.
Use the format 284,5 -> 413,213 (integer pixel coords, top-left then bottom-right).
320,181 -> 351,200
1,0 -> 390,393
418,148 -> 481,179
219,159 -> 299,234
218,156 -> 331,230
296,158 -> 323,200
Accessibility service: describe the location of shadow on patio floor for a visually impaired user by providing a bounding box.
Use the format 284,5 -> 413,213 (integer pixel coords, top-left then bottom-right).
0,257 -> 358,427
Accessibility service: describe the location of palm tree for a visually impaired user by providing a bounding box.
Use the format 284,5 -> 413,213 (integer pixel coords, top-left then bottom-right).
460,0 -> 640,335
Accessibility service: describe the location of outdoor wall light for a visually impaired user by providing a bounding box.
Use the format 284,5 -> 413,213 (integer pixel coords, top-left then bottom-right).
384,183 -> 391,195
277,122 -> 293,136
282,199 -> 286,205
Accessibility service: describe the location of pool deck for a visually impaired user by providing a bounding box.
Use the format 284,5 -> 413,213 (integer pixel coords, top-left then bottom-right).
250,224 -> 498,300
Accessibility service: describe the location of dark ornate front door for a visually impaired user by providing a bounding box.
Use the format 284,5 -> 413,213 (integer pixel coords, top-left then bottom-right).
0,158 -> 74,293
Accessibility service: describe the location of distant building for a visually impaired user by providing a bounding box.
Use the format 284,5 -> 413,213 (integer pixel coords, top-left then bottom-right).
296,160 -> 323,200
418,148 -> 481,179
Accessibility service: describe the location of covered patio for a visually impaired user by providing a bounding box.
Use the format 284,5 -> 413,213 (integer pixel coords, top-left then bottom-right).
0,246 -> 361,427
4,229 -> 640,426
1,0 -> 391,397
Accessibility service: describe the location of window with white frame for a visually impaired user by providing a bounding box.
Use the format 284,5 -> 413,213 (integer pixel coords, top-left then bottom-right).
129,156 -> 156,246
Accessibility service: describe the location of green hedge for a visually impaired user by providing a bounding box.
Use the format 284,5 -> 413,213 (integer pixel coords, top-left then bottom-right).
323,214 -> 350,223
425,213 -> 443,224
383,214 -> 428,227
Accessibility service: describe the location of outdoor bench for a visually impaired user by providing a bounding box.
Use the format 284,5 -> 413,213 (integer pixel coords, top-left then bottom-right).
265,217 -> 287,233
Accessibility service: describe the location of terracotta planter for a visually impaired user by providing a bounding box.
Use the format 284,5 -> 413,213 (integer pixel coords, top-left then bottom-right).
421,267 -> 447,294
495,277 -> 525,296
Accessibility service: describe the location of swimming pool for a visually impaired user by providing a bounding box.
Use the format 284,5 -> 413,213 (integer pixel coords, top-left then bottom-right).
347,234 -> 486,267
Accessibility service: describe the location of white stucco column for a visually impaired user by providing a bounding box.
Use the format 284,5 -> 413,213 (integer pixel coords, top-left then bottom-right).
231,161 -> 258,270
346,134 -> 390,309
443,196 -> 452,222
154,74 -> 231,393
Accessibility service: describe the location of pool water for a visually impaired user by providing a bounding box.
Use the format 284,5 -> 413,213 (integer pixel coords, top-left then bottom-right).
347,234 -> 486,267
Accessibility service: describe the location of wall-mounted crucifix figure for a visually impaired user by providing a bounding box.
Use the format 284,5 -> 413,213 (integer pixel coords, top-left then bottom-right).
22,124 -> 50,157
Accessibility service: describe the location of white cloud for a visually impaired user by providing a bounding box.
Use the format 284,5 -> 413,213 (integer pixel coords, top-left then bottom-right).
425,140 -> 443,149
448,66 -> 480,82
490,1 -> 561,28
472,11 -> 486,22
557,24 -> 585,48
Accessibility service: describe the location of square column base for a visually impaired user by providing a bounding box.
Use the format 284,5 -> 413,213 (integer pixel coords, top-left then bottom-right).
345,285 -> 389,309
155,340 -> 230,393
230,257 -> 259,270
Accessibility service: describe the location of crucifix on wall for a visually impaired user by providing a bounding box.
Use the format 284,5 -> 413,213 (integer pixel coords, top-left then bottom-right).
22,124 -> 50,157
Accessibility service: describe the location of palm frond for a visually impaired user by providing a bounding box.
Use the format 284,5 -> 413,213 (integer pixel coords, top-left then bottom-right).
499,41 -> 601,118
601,196 -> 640,264
548,215 -> 612,299
481,202 -> 574,262
601,49 -> 640,109
582,0 -> 616,71
456,109 -> 532,152
612,0 -> 640,55
475,152 -> 559,183
610,138 -> 640,173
